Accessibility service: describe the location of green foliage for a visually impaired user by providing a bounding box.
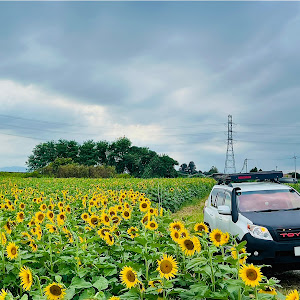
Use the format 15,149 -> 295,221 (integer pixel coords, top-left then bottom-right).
26,137 -> 178,178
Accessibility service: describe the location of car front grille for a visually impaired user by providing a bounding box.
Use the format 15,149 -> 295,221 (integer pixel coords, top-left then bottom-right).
277,228 -> 300,241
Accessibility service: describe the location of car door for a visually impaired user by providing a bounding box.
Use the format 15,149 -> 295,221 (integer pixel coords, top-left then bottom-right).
217,191 -> 232,233
204,188 -> 220,230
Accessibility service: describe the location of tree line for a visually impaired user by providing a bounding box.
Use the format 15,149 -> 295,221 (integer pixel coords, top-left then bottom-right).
26,137 -> 179,178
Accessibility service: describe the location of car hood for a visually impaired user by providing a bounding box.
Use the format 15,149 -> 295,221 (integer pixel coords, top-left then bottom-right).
241,210 -> 300,229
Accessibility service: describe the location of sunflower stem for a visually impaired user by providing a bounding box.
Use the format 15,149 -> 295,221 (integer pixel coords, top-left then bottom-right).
254,286 -> 258,300
208,247 -> 215,292
48,234 -> 53,272
18,254 -> 23,297
36,275 -> 43,296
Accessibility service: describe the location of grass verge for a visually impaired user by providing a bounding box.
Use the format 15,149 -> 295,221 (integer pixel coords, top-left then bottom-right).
172,196 -> 207,230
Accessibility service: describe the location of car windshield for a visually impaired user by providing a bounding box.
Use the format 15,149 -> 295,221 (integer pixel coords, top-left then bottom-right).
237,189 -> 300,212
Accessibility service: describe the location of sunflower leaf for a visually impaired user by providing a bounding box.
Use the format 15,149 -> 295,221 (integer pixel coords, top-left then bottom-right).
93,277 -> 109,291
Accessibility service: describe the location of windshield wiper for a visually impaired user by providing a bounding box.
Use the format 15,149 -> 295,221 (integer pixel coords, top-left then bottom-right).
253,209 -> 281,212
283,207 -> 300,211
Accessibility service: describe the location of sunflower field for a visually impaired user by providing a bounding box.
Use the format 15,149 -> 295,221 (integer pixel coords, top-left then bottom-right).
0,177 -> 297,300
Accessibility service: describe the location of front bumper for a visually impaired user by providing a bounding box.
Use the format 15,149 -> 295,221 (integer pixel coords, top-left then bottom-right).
242,233 -> 300,268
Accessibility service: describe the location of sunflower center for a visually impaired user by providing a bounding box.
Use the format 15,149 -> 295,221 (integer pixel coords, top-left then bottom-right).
124,211 -> 129,217
142,203 -> 147,208
104,216 -> 109,222
246,269 -> 258,281
150,222 -> 156,228
19,213 -> 24,219
197,225 -> 205,231
160,260 -> 172,274
173,225 -> 181,230
91,217 -> 98,225
50,285 -> 62,296
60,215 -> 64,219
215,233 -> 221,242
38,214 -> 43,221
126,271 -> 136,282
184,240 -> 195,250
11,247 -> 17,255
174,232 -> 179,238
83,214 -> 88,219
112,217 -> 119,224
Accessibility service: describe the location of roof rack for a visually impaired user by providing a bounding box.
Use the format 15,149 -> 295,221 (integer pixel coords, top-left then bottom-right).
212,171 -> 283,185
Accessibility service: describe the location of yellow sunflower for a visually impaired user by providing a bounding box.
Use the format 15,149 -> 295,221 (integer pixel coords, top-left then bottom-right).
104,233 -> 114,246
149,280 -> 163,293
81,212 -> 89,222
170,229 -> 181,243
179,236 -> 201,256
44,282 -> 66,300
35,211 -> 45,224
97,227 -> 111,239
120,266 -> 140,289
231,247 -> 247,264
179,228 -> 190,239
157,254 -> 178,280
286,290 -> 299,300
146,220 -> 158,230
57,212 -> 66,226
30,242 -> 38,252
47,211 -> 55,222
221,232 -> 230,244
194,222 -> 209,235
101,213 -> 111,226
17,212 -> 25,223
108,297 -> 120,300
239,264 -> 263,287
19,202 -> 26,210
19,266 -> 33,291
111,216 -> 121,226
0,289 -> 7,300
169,221 -> 184,232
127,227 -> 139,239
122,210 -> 131,220
139,201 -> 150,212
6,242 -> 18,260
141,213 -> 149,225
210,229 -> 224,247
40,203 -> 47,211
258,286 -> 277,295
88,215 -> 100,228
0,232 -> 7,246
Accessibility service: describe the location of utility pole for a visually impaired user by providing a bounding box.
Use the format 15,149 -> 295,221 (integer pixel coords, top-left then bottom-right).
293,154 -> 297,179
224,115 -> 236,174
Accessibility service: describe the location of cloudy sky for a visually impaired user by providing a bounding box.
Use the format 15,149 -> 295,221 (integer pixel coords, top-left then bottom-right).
1,1 -> 300,173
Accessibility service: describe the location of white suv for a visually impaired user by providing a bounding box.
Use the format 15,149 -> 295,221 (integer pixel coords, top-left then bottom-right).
203,171 -> 300,269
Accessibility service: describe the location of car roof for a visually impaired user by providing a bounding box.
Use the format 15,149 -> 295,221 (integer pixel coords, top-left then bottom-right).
230,182 -> 291,192
213,182 -> 292,193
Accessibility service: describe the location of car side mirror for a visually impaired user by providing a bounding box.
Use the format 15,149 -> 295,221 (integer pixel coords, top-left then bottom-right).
217,205 -> 231,215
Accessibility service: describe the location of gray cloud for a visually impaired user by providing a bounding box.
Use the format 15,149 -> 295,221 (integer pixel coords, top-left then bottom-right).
0,2 -> 300,172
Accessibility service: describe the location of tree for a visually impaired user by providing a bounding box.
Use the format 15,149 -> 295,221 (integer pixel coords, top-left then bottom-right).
78,140 -> 98,166
26,141 -> 57,170
204,166 -> 219,176
107,137 -> 132,173
188,161 -> 197,174
179,163 -> 188,173
95,141 -> 109,165
250,167 -> 258,173
141,155 -> 178,178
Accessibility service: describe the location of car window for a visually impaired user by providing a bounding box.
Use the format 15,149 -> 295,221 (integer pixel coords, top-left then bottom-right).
238,189 -> 300,212
217,190 -> 225,207
224,192 -> 231,209
211,188 -> 225,208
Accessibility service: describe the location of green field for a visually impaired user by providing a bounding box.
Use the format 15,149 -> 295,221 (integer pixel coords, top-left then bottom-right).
0,177 -> 295,299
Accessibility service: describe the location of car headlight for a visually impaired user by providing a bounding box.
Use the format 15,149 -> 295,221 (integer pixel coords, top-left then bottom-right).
247,224 -> 273,240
